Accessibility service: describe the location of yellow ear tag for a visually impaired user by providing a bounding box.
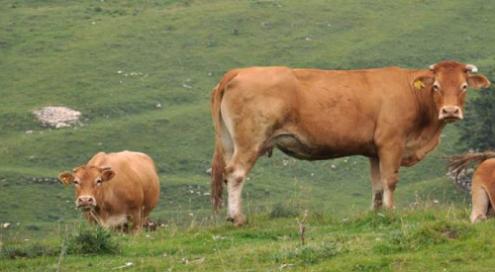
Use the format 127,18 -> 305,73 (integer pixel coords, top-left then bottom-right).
414,80 -> 425,90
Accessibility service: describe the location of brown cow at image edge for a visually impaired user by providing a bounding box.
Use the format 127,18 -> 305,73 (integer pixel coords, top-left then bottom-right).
449,152 -> 495,223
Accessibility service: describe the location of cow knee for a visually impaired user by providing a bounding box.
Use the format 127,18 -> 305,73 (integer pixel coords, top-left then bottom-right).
384,173 -> 399,191
383,176 -> 398,209
225,166 -> 246,185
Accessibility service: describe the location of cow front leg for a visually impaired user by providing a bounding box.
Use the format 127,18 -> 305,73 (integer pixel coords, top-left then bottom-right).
378,144 -> 403,209
369,157 -> 383,210
129,209 -> 143,234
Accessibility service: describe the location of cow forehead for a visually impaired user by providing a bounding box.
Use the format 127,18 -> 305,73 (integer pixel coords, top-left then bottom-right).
434,63 -> 467,85
74,166 -> 100,181
433,60 -> 465,70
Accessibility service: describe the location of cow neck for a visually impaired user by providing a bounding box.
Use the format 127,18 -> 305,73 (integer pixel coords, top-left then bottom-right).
408,70 -> 445,138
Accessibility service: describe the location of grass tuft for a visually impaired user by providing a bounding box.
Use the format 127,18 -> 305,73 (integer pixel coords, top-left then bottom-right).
374,220 -> 472,254
1,243 -> 57,259
274,242 -> 342,265
269,202 -> 300,219
67,227 -> 120,255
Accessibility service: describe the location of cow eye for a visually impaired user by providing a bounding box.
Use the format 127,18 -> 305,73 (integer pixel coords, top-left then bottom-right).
95,178 -> 102,185
461,83 -> 468,91
74,180 -> 80,186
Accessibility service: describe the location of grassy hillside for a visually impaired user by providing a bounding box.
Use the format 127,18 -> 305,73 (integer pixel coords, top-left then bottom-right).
1,0 -> 495,270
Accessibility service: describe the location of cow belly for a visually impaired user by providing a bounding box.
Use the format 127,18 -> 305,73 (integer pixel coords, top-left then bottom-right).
274,134 -> 315,159
101,214 -> 128,228
273,133 -> 370,160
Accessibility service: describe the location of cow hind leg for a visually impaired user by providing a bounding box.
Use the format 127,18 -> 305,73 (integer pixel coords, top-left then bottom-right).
369,157 -> 383,210
471,185 -> 489,223
224,148 -> 259,227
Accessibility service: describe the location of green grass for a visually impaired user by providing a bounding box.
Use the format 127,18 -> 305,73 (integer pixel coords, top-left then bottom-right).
1,0 -> 495,270
2,205 -> 495,271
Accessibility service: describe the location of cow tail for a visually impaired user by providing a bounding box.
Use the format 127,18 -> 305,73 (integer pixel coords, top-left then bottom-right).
211,70 -> 238,211
448,151 -> 495,181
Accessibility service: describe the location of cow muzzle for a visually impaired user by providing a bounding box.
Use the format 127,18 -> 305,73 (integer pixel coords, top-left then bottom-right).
76,195 -> 96,209
439,106 -> 463,122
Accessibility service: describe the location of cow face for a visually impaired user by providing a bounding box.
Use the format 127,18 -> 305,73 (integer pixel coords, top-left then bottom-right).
414,61 -> 490,122
58,166 -> 115,210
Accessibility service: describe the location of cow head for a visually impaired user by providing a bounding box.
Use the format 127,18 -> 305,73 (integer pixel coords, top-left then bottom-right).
57,166 -> 115,210
413,61 -> 490,122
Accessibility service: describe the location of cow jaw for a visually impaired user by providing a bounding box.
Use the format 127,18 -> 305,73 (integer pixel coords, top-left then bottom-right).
76,203 -> 97,211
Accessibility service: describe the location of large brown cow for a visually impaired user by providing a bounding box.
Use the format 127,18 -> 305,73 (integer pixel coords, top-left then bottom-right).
58,151 -> 160,232
449,152 -> 495,223
210,60 -> 490,226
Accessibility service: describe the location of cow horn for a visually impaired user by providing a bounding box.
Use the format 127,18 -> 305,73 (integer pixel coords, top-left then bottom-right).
465,64 -> 478,73
72,165 -> 84,172
429,64 -> 436,70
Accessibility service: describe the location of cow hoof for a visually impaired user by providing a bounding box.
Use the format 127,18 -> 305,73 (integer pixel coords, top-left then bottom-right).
226,215 -> 247,226
233,215 -> 247,227
471,214 -> 487,224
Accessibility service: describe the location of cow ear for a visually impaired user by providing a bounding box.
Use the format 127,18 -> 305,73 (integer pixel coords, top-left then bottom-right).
468,74 -> 491,89
58,171 -> 74,185
412,75 -> 434,90
100,167 -> 115,182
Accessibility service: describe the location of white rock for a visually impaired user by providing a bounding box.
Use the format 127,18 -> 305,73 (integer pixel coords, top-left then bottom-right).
33,106 -> 81,128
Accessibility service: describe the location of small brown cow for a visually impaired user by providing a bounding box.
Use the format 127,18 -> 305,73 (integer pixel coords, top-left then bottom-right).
211,61 -> 490,226
58,151 -> 160,232
449,152 -> 495,223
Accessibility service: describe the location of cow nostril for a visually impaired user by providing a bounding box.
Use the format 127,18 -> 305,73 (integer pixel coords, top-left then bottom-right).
454,108 -> 460,114
442,108 -> 449,114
